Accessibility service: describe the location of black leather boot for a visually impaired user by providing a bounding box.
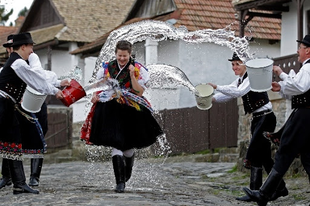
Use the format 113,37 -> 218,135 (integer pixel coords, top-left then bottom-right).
236,166 -> 262,202
0,158 -> 12,189
29,158 -> 43,186
243,168 -> 283,206
112,155 -> 126,193
269,179 -> 288,201
8,159 -> 39,194
124,154 -> 134,182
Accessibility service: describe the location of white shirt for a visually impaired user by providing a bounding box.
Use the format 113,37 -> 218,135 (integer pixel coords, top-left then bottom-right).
278,58 -> 310,99
214,73 -> 272,113
11,53 -> 60,95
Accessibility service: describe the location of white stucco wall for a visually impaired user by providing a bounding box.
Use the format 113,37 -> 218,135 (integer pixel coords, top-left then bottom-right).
35,43 -> 78,78
132,39 -> 280,110
280,1 -> 310,56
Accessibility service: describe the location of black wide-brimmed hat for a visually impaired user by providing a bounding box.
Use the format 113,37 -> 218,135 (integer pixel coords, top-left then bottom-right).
11,32 -> 35,47
3,34 -> 14,48
297,34 -> 310,47
228,52 -> 241,61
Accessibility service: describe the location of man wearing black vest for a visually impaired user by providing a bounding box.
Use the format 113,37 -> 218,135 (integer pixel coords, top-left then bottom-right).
208,52 -> 288,202
244,35 -> 310,206
0,32 -> 65,194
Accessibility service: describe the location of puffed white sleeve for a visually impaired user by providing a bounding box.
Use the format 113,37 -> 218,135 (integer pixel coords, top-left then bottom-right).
11,59 -> 59,95
28,53 -> 61,87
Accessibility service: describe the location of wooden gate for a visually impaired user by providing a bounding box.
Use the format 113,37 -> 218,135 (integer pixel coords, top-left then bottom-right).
157,99 -> 238,154
44,107 -> 72,150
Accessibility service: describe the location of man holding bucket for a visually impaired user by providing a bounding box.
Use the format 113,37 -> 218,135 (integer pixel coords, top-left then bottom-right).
0,32 -> 67,194
208,52 -> 288,202
243,35 -> 310,206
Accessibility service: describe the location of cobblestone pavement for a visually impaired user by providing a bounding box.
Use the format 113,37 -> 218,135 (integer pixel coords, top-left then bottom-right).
0,155 -> 309,206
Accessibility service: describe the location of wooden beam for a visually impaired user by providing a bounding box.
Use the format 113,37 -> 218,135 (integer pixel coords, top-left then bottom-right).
247,11 -> 282,19
297,0 -> 304,41
234,0 -> 291,11
256,5 -> 289,12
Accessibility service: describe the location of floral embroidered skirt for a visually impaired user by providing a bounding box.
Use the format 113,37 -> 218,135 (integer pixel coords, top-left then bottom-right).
15,104 -> 47,158
0,97 -> 23,160
0,97 -> 46,160
81,99 -> 163,151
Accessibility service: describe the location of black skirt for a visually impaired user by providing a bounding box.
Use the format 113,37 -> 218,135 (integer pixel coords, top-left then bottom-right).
89,99 -> 163,151
15,104 -> 46,154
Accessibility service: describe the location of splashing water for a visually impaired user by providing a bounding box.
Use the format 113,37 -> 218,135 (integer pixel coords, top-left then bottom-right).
83,20 -> 252,161
146,64 -> 197,94
59,65 -> 83,81
89,20 -> 251,84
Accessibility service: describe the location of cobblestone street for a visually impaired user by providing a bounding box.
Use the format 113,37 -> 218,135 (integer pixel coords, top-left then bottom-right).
0,155 -> 309,206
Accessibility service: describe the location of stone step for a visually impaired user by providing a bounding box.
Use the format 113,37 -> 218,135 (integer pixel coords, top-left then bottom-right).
195,153 -> 239,163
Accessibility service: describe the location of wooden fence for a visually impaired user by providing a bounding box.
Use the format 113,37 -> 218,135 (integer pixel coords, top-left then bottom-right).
156,99 -> 238,154
44,107 -> 72,150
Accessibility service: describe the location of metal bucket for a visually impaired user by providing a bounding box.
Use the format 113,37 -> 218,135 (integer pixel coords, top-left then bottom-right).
60,79 -> 86,107
195,84 -> 214,110
21,86 -> 47,113
246,58 -> 274,92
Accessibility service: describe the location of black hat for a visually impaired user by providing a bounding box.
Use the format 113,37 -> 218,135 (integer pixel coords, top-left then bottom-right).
11,32 -> 35,47
297,34 -> 310,47
228,52 -> 241,61
3,34 -> 14,48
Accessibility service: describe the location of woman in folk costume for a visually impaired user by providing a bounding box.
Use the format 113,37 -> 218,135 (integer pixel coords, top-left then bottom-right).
81,40 -> 163,193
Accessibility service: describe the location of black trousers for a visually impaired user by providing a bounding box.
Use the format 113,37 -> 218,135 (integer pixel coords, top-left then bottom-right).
273,108 -> 310,177
246,112 -> 276,172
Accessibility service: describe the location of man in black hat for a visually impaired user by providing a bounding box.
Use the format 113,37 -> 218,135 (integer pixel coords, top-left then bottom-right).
243,35 -> 310,206
208,52 -> 288,203
0,32 -> 67,194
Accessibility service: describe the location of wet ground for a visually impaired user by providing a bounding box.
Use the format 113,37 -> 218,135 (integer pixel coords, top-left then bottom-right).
0,154 -> 309,206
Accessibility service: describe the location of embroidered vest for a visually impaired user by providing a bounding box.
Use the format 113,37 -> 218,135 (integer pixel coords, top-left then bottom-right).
0,52 -> 27,102
241,72 -> 269,114
107,58 -> 136,90
291,59 -> 310,108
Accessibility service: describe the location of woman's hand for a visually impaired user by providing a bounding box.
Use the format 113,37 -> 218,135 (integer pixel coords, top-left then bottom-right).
129,65 -> 135,78
91,93 -> 99,103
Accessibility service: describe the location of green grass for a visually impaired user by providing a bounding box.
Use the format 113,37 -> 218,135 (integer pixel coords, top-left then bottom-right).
227,164 -> 238,173
195,148 -> 222,155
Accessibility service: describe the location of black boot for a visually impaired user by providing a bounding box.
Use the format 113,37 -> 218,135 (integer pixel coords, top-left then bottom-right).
29,158 -> 43,186
243,168 -> 283,206
124,154 -> 134,182
8,159 -> 39,194
236,166 -> 262,202
269,179 -> 288,201
0,158 -> 12,189
112,155 -> 126,193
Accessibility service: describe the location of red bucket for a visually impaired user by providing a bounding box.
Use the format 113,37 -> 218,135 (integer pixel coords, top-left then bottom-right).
61,79 -> 86,107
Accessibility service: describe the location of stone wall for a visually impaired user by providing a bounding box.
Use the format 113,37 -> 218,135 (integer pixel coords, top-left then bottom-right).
237,91 -> 306,177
